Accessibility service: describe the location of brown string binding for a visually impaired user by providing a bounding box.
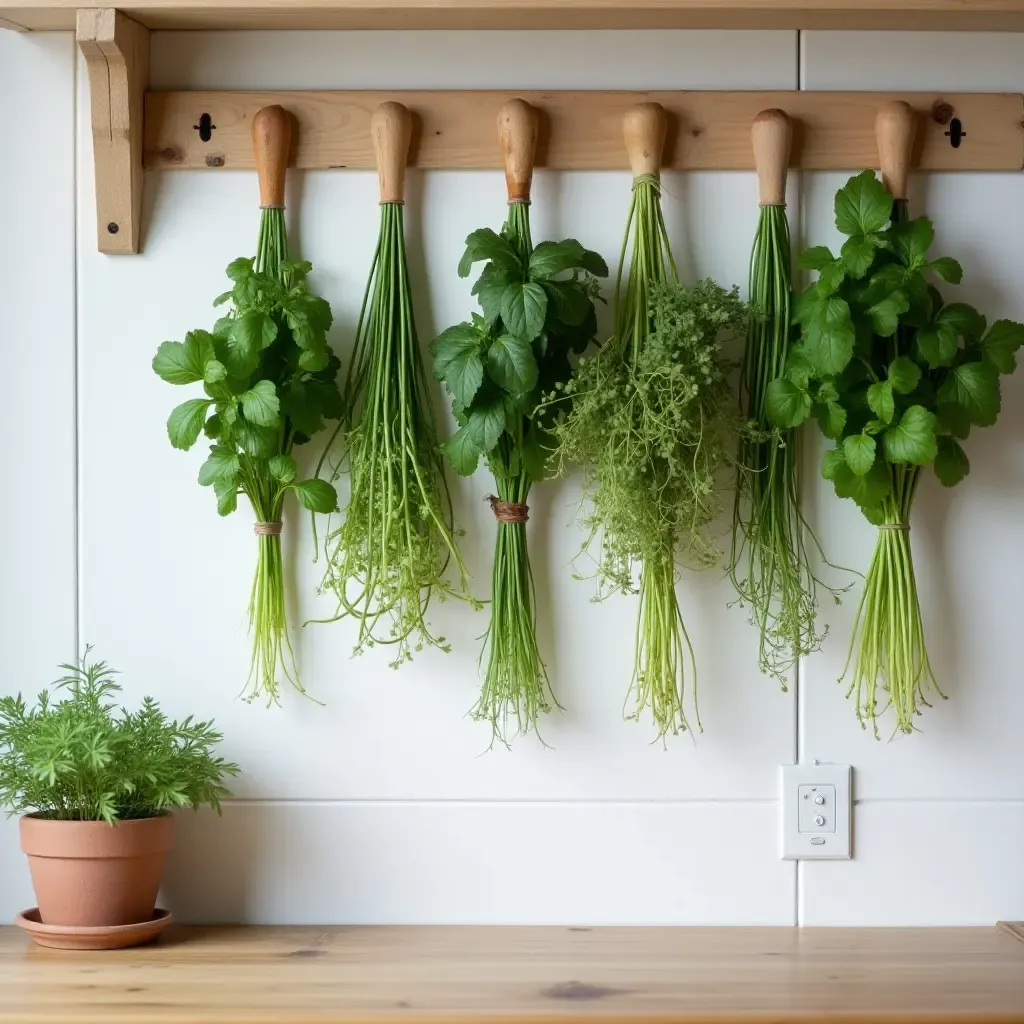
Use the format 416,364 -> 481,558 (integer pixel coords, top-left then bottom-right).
486,495 -> 529,524
253,521 -> 283,536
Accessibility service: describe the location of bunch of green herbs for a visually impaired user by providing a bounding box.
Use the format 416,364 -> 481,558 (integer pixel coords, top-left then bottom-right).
432,213 -> 606,743
767,170 -> 1023,734
0,651 -> 240,823
154,208 -> 342,705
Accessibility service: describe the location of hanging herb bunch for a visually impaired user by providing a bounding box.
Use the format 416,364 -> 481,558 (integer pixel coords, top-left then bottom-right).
317,102 -> 473,667
154,106 -> 342,704
730,109 -> 843,686
551,104 -> 747,740
766,104 -> 1023,735
431,100 -> 607,744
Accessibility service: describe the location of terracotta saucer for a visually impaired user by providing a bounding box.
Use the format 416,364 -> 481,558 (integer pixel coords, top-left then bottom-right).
15,907 -> 173,950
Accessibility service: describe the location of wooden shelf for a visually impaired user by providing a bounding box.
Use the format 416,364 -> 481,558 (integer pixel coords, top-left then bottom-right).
6,0 -> 1024,33
1,924 -> 1023,1022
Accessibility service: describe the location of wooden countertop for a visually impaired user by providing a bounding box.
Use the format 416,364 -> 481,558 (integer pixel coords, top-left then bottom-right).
1,924 -> 1023,1023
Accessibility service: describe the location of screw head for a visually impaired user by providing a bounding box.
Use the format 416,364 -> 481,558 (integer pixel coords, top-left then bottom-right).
107,222 -> 119,235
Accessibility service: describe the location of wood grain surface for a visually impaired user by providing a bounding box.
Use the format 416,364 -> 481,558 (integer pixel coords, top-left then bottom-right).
1,925 -> 1023,1022
8,0 -> 1024,33
144,90 -> 1024,173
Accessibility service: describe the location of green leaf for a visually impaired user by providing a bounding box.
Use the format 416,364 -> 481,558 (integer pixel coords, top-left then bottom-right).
980,319 -> 1024,374
198,445 -> 240,487
241,380 -> 280,427
765,377 -> 812,428
934,437 -> 970,487
290,479 -> 338,514
285,292 -> 333,334
578,248 -> 609,278
866,290 -> 910,337
915,322 -> 959,368
528,239 -> 587,280
936,401 -> 972,440
821,447 -> 845,481
153,331 -> 216,386
443,426 -> 481,476
815,400 -> 847,440
542,280 -> 591,327
214,477 -> 237,517
472,262 -> 514,327
882,405 -> 938,465
204,359 -> 227,385
841,234 -> 882,279
843,433 -> 877,476
432,324 -> 485,408
936,302 -> 985,342
834,170 -> 892,237
241,310 -> 278,351
867,381 -> 895,424
465,395 -> 506,453
223,317 -> 262,378
890,217 -> 934,267
458,228 -> 521,278
937,361 -> 1001,427
799,246 -> 836,271
929,257 -> 963,284
888,355 -> 922,395
818,260 -> 848,295
521,427 -> 555,481
268,455 -> 297,484
803,295 -> 856,375
832,454 -> 892,513
863,418 -> 885,436
486,333 -> 538,394
500,281 -> 547,343
233,419 -> 276,459
166,399 -> 211,451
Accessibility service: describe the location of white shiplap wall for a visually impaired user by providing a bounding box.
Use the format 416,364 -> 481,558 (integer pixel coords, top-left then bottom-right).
0,28 -> 1021,925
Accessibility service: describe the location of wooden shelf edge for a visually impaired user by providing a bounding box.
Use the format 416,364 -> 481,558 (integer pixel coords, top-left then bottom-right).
999,921 -> 1024,946
7,0 -> 1024,32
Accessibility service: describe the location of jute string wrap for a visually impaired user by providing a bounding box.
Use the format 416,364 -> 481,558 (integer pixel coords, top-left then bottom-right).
254,521 -> 283,537
508,198 -> 531,206
380,200 -> 405,207
259,204 -> 285,210
632,172 -> 662,194
486,495 -> 529,525
878,523 -> 910,531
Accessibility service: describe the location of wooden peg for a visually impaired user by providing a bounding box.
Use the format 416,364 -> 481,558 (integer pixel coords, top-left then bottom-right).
623,103 -> 667,178
371,101 -> 413,203
77,8 -> 149,254
751,108 -> 792,206
875,100 -> 917,200
251,105 -> 291,207
497,99 -> 538,203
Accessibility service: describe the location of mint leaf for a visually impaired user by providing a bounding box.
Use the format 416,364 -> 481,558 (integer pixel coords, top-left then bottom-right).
832,455 -> 891,515
929,257 -> 962,284
934,437 -> 970,487
843,433 -> 877,476
915,322 -> 959,368
290,478 -> 338,514
472,262 -> 513,328
834,170 -> 892,237
867,381 -> 895,424
465,395 -> 506,453
458,228 -> 521,278
432,324 -> 484,408
936,302 -> 985,343
766,377 -> 812,428
268,454 -> 297,484
867,290 -> 910,337
500,281 -> 547,343
841,234 -> 882,279
890,217 -> 934,267
204,359 -> 227,385
821,447 -> 845,480
528,240 -> 587,280
443,426 -> 480,476
888,355 -> 922,395
486,334 -> 538,395
883,405 -> 938,465
167,399 -> 211,451
803,295 -> 855,375
980,319 -> 1024,374
815,400 -> 847,440
153,331 -> 216,386
799,246 -> 836,271
543,280 -> 591,327
937,361 -> 1001,427
241,379 -> 280,427
936,401 -> 972,440
198,445 -> 240,487
818,260 -> 847,295
234,310 -> 277,352
214,477 -> 237,517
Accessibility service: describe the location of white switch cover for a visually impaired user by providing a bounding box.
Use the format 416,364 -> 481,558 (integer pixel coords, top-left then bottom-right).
780,764 -> 852,860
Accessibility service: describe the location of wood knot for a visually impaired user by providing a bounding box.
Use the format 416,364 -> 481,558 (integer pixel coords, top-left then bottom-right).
205,154 -> 226,167
931,101 -> 954,126
541,981 -> 627,1001
689,125 -> 705,137
287,949 -> 326,958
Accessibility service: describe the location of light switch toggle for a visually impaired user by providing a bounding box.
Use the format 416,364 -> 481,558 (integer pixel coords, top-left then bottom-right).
799,785 -> 836,833
780,764 -> 852,861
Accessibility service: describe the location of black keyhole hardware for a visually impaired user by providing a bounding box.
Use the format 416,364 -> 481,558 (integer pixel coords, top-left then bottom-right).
945,118 -> 967,148
193,113 -> 216,142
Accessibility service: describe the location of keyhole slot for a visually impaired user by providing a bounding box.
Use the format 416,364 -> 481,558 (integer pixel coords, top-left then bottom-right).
193,113 -> 217,143
945,118 -> 967,149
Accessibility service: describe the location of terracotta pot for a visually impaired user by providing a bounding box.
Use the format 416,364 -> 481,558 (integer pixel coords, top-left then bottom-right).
19,814 -> 174,927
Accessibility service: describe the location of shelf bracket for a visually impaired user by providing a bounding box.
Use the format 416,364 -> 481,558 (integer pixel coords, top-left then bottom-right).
77,8 -> 149,254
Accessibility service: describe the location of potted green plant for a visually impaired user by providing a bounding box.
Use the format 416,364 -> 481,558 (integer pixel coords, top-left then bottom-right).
0,650 -> 239,949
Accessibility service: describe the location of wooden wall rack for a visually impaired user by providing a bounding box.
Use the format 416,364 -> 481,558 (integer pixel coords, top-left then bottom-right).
72,9 -> 1024,254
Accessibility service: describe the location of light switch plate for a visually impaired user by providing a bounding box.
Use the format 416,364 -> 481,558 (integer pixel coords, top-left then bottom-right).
780,764 -> 852,860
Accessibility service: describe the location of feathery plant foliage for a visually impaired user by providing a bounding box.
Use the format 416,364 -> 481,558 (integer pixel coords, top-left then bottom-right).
0,651 -> 240,823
